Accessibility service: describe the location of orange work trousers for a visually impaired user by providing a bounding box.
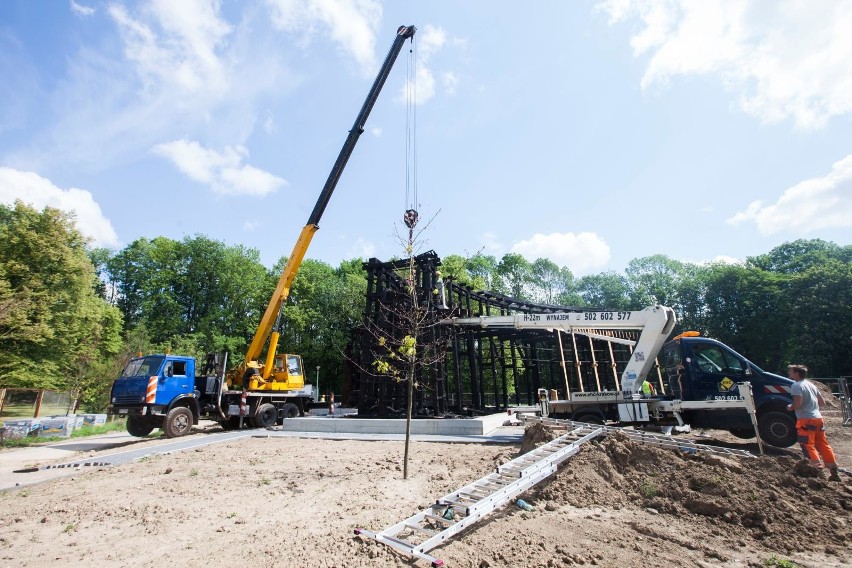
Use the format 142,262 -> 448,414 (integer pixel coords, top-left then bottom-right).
796,417 -> 837,467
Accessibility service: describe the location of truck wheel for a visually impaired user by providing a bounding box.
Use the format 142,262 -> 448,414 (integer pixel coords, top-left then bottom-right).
758,411 -> 797,448
255,403 -> 277,428
126,416 -> 155,437
219,416 -> 242,431
163,407 -> 194,438
282,403 -> 299,420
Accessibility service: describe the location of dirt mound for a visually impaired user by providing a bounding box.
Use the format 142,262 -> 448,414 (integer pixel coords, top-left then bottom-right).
519,421 -> 557,455
815,380 -> 842,409
534,432 -> 852,558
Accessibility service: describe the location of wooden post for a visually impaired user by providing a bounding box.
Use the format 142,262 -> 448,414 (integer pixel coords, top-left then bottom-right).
34,389 -> 45,418
570,331 -> 583,392
555,330 -> 570,399
607,341 -> 621,391
588,336 -> 602,392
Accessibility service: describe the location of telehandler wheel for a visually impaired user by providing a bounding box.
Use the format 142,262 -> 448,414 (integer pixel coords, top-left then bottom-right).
282,403 -> 300,420
758,411 -> 797,448
574,413 -> 604,425
126,416 -> 155,437
163,406 -> 194,438
255,403 -> 277,428
728,428 -> 756,439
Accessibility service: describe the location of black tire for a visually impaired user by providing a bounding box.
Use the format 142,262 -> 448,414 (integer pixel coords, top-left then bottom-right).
255,403 -> 277,428
219,416 -> 242,431
126,415 -> 155,437
282,403 -> 299,420
574,413 -> 604,425
758,411 -> 797,448
729,428 -> 756,439
163,406 -> 194,438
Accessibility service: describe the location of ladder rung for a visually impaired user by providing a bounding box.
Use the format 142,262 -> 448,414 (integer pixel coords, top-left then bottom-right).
378,533 -> 417,549
404,523 -> 436,536
423,514 -> 452,525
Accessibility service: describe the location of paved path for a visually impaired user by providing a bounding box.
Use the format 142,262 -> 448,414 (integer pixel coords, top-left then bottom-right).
0,422 -> 524,491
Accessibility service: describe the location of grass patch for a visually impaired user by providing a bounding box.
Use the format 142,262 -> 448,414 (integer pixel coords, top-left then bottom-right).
764,555 -> 802,568
1,419 -> 139,449
638,480 -> 659,499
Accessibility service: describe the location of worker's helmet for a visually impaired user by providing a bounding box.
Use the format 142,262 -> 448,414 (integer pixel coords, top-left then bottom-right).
247,361 -> 261,369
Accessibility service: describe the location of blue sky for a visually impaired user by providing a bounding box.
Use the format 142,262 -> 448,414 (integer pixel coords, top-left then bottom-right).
1,1 -> 850,277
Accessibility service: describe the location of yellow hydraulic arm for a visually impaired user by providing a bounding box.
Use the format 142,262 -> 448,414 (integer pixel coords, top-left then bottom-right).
238,25 -> 417,388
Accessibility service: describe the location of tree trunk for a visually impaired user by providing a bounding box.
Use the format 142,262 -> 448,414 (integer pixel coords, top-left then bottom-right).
403,364 -> 414,480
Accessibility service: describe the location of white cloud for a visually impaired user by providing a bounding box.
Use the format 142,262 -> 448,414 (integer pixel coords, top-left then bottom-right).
682,254 -> 743,266
263,110 -> 276,135
370,127 -> 382,137
0,167 -> 119,247
709,255 -> 743,266
109,0 -> 233,95
399,25 -> 456,105
727,154 -> 852,235
401,66 -> 437,105
599,0 -> 852,129
442,71 -> 459,95
510,232 -> 611,276
153,139 -> 286,196
419,24 -> 446,59
243,220 -> 259,231
70,0 -> 95,17
480,232 -> 503,256
347,237 -> 376,259
265,0 -> 382,75
4,0 -> 291,172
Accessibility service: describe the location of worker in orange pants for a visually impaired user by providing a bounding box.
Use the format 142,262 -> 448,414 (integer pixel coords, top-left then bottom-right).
787,364 -> 841,481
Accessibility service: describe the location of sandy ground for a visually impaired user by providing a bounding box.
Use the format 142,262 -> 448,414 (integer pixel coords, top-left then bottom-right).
0,413 -> 850,567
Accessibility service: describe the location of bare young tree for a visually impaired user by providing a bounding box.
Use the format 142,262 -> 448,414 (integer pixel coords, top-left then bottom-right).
360,209 -> 448,479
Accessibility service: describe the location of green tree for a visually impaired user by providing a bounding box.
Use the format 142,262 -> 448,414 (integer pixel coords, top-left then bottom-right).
576,271 -> 631,309
784,259 -> 852,376
106,235 -> 269,359
530,258 -> 577,305
749,239 -> 852,274
0,202 -> 122,393
496,253 -> 532,299
698,264 -> 789,371
625,254 -> 689,309
467,253 -> 498,291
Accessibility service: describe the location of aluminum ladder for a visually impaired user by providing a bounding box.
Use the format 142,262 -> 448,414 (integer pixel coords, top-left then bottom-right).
520,415 -> 758,459
355,423 -> 604,567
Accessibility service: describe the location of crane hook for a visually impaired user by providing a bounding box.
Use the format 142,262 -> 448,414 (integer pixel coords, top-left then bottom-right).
404,209 -> 419,228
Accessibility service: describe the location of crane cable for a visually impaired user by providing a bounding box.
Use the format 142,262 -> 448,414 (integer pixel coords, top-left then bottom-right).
404,33 -> 418,229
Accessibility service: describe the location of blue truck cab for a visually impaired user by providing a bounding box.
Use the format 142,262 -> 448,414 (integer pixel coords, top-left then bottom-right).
661,335 -> 797,447
110,354 -> 203,438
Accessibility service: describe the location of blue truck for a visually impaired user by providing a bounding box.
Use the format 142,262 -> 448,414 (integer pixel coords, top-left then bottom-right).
109,353 -> 313,437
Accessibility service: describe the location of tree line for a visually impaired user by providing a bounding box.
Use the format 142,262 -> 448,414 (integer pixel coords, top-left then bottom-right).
1,201 -> 849,411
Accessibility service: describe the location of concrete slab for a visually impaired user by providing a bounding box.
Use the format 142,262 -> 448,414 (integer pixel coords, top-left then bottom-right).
281,412 -> 513,436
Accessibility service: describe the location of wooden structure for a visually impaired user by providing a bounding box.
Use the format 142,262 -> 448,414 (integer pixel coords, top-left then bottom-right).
346,252 -> 661,418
